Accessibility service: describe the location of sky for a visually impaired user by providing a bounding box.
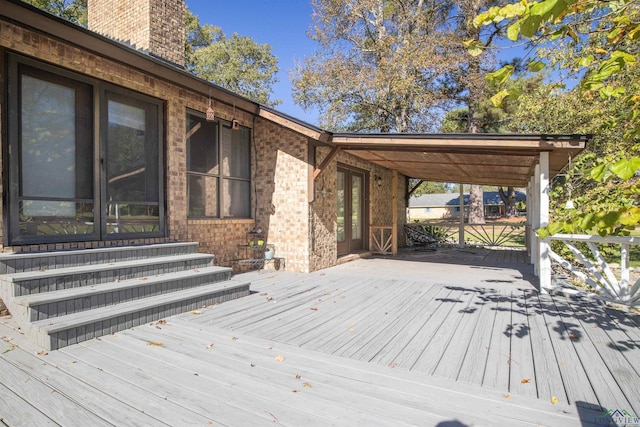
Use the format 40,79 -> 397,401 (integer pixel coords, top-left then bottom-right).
185,0 -> 320,125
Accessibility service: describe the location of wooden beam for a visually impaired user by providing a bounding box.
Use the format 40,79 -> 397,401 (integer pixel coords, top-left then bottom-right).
313,147 -> 341,180
258,108 -> 328,142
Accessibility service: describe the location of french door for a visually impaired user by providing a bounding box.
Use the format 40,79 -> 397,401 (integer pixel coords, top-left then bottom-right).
337,166 -> 367,256
7,56 -> 164,245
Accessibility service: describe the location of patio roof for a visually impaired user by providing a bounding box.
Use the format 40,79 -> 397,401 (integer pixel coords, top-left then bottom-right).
330,133 -> 589,187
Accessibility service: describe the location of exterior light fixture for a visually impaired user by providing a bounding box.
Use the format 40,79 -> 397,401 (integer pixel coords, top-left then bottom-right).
374,175 -> 382,187
206,89 -> 215,121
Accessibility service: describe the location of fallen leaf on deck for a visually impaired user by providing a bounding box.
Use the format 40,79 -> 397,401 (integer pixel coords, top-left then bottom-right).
504,394 -> 511,399
147,341 -> 164,347
157,319 -> 167,325
2,344 -> 17,354
568,333 -> 576,340
206,343 -> 214,349
324,292 -> 331,296
267,275 -> 275,278
310,307 -> 318,311
295,374 -> 301,380
389,362 -> 398,368
551,396 -> 558,404
275,354 -> 286,362
292,389 -> 298,393
191,310 -> 202,315
302,382 -> 312,388
69,360 -> 77,364
347,327 -> 356,332
139,277 -> 148,281
193,269 -> 199,272
36,350 -> 48,356
521,378 -> 530,384
260,292 -> 268,296
266,296 -> 273,301
231,337 -> 238,341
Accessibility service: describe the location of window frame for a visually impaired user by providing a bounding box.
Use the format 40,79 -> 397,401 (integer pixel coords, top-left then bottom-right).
6,53 -> 166,245
186,110 -> 252,219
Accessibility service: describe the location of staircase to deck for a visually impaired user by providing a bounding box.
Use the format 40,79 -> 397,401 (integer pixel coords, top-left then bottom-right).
0,242 -> 250,350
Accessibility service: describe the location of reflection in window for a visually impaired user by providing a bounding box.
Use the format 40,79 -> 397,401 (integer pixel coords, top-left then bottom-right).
186,112 -> 251,218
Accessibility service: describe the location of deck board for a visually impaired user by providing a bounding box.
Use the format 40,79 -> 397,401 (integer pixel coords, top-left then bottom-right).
455,288 -> 499,386
527,292 -> 568,403
2,251 -> 636,426
537,294 -> 601,409
568,296 -> 640,414
481,291 -> 513,392
411,286 -> 476,374
508,291 -> 537,398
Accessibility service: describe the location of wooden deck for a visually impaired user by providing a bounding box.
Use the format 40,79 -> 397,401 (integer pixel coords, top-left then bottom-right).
1,248 -> 639,426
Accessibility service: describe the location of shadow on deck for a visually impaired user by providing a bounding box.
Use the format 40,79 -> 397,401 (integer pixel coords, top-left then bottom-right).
1,249 -> 638,426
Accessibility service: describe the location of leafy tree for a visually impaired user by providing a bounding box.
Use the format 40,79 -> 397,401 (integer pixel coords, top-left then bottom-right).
410,180 -> 459,196
441,74 -> 545,218
22,0 -> 87,25
185,9 -> 281,106
22,1 -> 280,107
291,0 -> 464,132
472,0 -> 640,236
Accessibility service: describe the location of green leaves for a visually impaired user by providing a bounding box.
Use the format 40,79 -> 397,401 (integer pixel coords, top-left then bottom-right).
589,157 -> 640,182
485,65 -> 514,87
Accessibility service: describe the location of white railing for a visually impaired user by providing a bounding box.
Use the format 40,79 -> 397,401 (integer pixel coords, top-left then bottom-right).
547,234 -> 640,306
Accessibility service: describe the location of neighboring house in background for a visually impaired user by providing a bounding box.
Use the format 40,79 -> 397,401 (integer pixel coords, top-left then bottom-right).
408,191 -> 526,221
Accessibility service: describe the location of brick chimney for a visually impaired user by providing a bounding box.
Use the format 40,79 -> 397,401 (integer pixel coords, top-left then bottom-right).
88,0 -> 185,68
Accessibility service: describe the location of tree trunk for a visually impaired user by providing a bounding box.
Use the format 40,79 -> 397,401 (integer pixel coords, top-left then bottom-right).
468,184 -> 485,224
498,186 -> 517,217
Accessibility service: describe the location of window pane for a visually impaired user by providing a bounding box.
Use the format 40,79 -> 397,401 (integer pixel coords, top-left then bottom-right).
106,97 -> 159,203
337,171 -> 345,243
106,203 -> 159,234
21,76 -> 75,216
351,175 -> 362,240
187,116 -> 218,174
222,125 -> 250,179
222,179 -> 250,217
18,201 -> 95,237
188,174 -> 218,217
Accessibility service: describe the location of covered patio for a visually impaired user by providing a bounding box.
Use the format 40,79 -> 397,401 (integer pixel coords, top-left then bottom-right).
2,249 -> 638,426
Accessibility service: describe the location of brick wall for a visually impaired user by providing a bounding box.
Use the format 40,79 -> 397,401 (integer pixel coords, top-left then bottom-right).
253,118 -> 311,272
0,15 -> 406,273
88,0 -> 185,67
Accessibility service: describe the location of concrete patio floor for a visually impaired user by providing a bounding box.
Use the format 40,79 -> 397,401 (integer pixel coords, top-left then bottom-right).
1,247 -> 639,426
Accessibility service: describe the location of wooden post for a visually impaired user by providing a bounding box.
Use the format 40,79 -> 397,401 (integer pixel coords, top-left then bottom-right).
458,184 -> 465,248
392,170 -> 398,255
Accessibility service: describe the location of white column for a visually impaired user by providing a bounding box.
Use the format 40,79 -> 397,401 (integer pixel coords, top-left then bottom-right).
459,184 -> 465,247
538,152 -> 551,290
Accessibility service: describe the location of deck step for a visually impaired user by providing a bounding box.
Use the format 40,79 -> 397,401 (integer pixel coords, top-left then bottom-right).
0,243 -> 250,350
12,266 -> 233,322
30,279 -> 251,350
1,253 -> 214,296
0,242 -> 200,274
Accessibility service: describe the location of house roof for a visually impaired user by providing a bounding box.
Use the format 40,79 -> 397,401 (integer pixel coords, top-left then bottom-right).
409,191 -> 527,208
2,0 -> 588,187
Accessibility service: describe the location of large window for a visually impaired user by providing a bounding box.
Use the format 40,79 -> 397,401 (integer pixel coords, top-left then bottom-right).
7,55 -> 165,244
186,112 -> 251,218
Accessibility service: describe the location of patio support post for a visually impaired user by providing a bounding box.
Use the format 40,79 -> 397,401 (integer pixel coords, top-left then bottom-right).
459,184 -> 465,248
392,169 -> 398,255
536,152 -> 551,290
527,177 -> 535,264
